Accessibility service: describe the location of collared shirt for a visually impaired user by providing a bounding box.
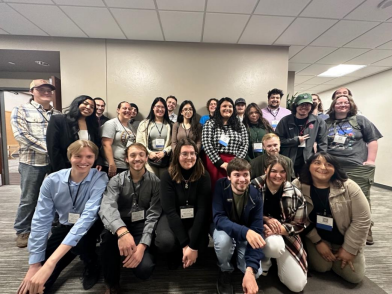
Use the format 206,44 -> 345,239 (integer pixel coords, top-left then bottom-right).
28,168 -> 108,264
11,100 -> 60,166
169,113 -> 177,123
261,106 -> 291,129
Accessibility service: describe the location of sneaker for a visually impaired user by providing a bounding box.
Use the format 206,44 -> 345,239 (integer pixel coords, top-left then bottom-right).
104,285 -> 121,294
82,261 -> 101,290
261,258 -> 272,276
16,233 -> 30,248
366,221 -> 374,245
216,271 -> 233,294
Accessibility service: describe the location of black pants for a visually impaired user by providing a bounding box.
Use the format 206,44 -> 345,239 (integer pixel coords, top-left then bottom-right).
43,219 -> 103,293
101,221 -> 155,287
154,214 -> 209,254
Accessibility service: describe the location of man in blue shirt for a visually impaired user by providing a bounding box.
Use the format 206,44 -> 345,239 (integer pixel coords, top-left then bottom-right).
17,140 -> 108,294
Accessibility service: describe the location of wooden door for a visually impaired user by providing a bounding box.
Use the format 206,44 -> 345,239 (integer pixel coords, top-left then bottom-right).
50,76 -> 62,111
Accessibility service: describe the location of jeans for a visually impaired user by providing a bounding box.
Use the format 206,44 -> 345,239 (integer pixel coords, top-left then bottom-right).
14,163 -> 50,234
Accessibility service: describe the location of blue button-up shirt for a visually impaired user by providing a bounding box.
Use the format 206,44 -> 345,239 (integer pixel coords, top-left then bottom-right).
28,168 -> 108,264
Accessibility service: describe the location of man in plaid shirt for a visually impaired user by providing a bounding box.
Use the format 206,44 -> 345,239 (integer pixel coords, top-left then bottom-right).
11,79 -> 61,248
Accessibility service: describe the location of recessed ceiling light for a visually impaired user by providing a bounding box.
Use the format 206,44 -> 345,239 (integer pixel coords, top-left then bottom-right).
8,61 -> 16,65
35,60 -> 50,66
318,64 -> 366,77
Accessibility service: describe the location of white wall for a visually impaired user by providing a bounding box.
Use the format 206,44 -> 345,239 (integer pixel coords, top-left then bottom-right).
4,91 -> 31,111
318,69 -> 392,187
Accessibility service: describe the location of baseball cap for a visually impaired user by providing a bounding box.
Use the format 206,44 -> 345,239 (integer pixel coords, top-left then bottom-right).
235,98 -> 246,105
294,93 -> 313,105
30,79 -> 56,90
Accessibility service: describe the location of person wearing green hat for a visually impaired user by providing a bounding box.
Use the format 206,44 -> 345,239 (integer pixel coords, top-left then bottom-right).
275,93 -> 327,177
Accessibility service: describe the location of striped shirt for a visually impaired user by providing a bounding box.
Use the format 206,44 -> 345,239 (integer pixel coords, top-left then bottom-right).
11,100 -> 60,166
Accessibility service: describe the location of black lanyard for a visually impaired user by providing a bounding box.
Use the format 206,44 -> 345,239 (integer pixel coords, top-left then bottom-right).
267,107 -> 280,119
130,177 -> 142,207
118,118 -> 135,138
68,175 -> 83,209
154,122 -> 164,138
333,120 -> 352,136
30,101 -> 51,122
311,186 -> 330,216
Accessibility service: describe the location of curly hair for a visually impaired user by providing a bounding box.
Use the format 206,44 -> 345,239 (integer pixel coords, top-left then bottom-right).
212,97 -> 242,132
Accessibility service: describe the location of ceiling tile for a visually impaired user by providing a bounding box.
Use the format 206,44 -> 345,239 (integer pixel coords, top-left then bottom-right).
104,0 -> 155,9
274,18 -> 337,46
111,8 -> 163,40
295,84 -> 318,91
61,6 -> 125,39
300,0 -> 364,19
297,64 -> 333,75
3,0 -> 53,3
345,66 -> 389,77
316,48 -> 369,64
239,15 -> 293,45
207,0 -> 257,14
323,76 -> 361,85
377,40 -> 392,49
290,46 -> 337,63
301,76 -> 336,85
203,13 -> 249,43
54,0 -> 104,6
9,3 -> 87,37
306,84 -> 336,93
0,3 -> 48,35
159,11 -> 203,42
372,56 -> 392,66
345,0 -> 392,21
254,0 -> 311,16
294,75 -> 314,85
288,63 -> 310,72
311,20 -> 379,47
289,46 -> 305,58
344,23 -> 392,48
156,0 -> 205,11
345,49 -> 392,65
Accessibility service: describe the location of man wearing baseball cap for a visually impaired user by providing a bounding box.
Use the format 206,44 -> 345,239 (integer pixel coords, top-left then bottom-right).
235,98 -> 246,122
275,93 -> 327,176
11,79 -> 60,248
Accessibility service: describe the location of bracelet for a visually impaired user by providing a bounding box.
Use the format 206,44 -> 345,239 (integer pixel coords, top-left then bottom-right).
117,230 -> 130,240
314,240 -> 323,245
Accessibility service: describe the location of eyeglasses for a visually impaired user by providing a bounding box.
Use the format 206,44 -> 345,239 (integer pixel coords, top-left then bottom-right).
180,152 -> 197,158
34,88 -> 53,94
336,102 -> 350,106
182,108 -> 193,112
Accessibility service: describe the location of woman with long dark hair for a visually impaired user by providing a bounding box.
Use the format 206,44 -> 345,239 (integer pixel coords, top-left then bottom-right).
155,138 -> 211,269
202,97 -> 248,190
171,100 -> 202,152
47,95 -> 101,172
294,152 -> 371,283
243,103 -> 274,161
136,97 -> 172,178
252,156 -> 307,292
101,101 -> 136,177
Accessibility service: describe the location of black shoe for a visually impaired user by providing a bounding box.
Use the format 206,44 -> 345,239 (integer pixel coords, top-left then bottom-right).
167,251 -> 182,270
216,271 -> 233,294
366,221 -> 374,245
82,261 -> 101,290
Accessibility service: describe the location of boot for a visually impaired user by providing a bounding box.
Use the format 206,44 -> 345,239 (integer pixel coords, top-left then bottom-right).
366,221 -> 374,245
216,270 -> 233,294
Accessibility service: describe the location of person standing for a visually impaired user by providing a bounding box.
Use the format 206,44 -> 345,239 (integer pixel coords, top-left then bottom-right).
200,98 -> 218,126
235,98 -> 246,122
99,143 -> 161,294
166,95 -> 178,123
11,79 -> 60,248
94,97 -> 110,126
129,102 -> 140,133
262,88 -> 291,130
312,94 -> 329,120
275,93 -> 327,177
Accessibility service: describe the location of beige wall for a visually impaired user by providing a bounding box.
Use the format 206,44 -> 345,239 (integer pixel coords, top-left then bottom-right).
318,69 -> 392,187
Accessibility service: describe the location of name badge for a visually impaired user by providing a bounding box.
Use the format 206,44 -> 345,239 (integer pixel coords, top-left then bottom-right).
253,143 -> 263,153
316,214 -> 333,231
271,120 -> 279,129
68,213 -> 80,224
131,208 -> 145,222
298,141 -> 306,147
219,134 -> 230,147
154,138 -> 165,149
333,135 -> 347,144
180,205 -> 194,219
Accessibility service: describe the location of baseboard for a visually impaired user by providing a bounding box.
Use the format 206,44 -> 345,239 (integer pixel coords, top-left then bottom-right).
374,183 -> 392,191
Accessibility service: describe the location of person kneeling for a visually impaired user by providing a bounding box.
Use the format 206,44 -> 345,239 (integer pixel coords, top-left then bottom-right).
17,140 -> 108,294
99,143 -> 161,294
252,156 -> 308,292
212,158 -> 265,294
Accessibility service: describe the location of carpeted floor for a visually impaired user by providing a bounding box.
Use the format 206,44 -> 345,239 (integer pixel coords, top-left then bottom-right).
0,185 -> 390,294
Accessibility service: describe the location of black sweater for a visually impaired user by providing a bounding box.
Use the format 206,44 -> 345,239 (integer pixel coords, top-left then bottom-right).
160,169 -> 211,249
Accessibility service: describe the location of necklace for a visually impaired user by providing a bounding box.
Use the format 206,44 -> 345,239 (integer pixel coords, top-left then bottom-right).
182,175 -> 190,189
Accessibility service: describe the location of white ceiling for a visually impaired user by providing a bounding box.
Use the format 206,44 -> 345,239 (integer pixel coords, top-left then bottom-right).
1,0 -> 392,94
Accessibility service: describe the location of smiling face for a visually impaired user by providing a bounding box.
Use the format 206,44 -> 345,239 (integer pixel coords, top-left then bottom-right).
208,100 -> 217,114
69,146 -> 95,174
95,99 -> 105,115
228,169 -> 250,195
31,86 -> 54,106
309,156 -> 335,184
220,101 -> 234,120
296,103 -> 312,118
268,94 -> 281,109
117,102 -> 132,120
179,145 -> 197,170
181,103 -> 194,120
79,99 -> 95,117
263,137 -> 280,156
248,106 -> 260,124
312,95 -> 320,106
334,97 -> 351,117
153,101 -> 166,118
125,145 -> 147,172
266,163 -> 286,187
166,98 -> 177,112
130,107 -> 138,119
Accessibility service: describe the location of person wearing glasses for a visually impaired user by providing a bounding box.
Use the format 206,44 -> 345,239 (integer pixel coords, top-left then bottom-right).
11,79 -> 61,248
155,139 -> 211,270
101,101 -> 137,177
171,100 -> 202,153
47,95 -> 102,173
325,95 -> 382,245
275,93 -> 327,177
136,97 -> 172,178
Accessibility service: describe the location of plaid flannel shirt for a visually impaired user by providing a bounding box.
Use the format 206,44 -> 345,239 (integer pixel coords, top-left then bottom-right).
11,100 -> 60,166
201,119 -> 248,165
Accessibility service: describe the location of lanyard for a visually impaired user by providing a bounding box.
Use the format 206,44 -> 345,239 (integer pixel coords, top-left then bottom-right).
68,175 -> 83,209
181,176 -> 191,205
182,123 -> 191,139
333,120 -> 351,136
118,118 -> 135,138
267,107 -> 279,119
311,186 -> 330,216
30,101 -> 51,122
298,119 -> 309,136
130,177 -> 142,207
248,126 -> 263,143
154,122 -> 164,138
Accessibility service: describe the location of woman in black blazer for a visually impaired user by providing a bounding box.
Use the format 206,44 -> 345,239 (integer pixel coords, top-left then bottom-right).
46,95 -> 101,173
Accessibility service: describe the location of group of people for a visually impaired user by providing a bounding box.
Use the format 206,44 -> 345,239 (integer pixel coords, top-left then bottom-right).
10,79 -> 382,294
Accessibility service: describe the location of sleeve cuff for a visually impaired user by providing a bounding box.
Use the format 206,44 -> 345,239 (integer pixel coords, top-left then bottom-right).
108,219 -> 127,235
61,232 -> 79,247
29,253 -> 45,265
140,233 -> 152,247
342,242 -> 359,256
214,159 -> 224,168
